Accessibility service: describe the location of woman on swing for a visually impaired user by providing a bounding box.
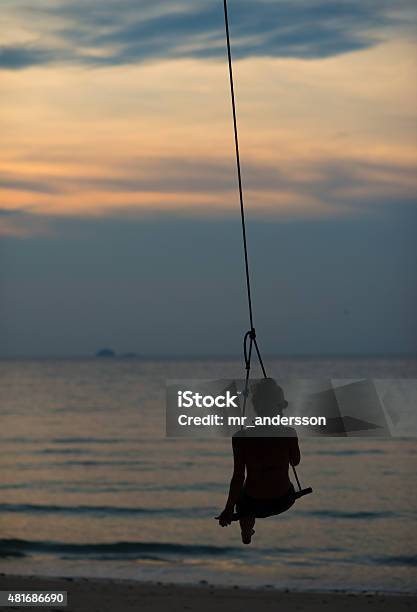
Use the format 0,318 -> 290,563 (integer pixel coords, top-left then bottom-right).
216,378 -> 300,544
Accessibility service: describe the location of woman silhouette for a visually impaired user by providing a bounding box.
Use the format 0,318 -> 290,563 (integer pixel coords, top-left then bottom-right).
216,378 -> 300,544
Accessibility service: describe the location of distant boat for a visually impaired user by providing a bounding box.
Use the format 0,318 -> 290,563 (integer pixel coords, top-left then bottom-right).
95,348 -> 116,358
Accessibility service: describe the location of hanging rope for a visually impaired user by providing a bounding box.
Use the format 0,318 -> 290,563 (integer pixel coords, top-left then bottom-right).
223,0 -> 266,420
223,0 -> 254,333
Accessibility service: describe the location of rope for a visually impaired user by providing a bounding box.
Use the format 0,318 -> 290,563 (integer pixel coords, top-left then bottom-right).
223,0 -> 254,334
223,0 -> 266,385
291,465 -> 302,491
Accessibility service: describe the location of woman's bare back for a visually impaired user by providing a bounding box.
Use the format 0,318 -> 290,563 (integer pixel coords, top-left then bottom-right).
236,427 -> 300,498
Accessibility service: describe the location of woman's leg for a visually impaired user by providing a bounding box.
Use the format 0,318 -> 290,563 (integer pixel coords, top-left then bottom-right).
239,515 -> 255,544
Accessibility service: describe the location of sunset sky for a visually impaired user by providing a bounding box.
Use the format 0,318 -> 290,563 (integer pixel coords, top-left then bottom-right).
1,0 -> 416,357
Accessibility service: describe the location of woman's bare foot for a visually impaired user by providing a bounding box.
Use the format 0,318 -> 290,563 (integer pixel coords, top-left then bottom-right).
241,528 -> 255,544
239,515 -> 256,544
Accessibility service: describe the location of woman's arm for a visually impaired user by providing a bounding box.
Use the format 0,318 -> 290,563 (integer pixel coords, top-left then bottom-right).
217,436 -> 245,526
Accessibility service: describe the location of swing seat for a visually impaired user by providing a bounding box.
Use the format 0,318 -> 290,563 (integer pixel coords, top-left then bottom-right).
294,486 -> 313,499
230,483 -> 312,521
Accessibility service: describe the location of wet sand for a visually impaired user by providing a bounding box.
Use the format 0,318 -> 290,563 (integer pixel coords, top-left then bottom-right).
0,574 -> 415,611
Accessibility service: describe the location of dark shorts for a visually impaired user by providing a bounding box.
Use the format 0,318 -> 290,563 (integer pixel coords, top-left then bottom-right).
236,484 -> 296,518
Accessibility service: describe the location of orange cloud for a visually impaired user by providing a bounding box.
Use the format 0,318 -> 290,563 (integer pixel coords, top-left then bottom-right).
1,41 -> 416,235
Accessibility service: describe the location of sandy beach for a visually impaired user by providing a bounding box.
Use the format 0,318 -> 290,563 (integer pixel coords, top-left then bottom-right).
0,575 -> 415,611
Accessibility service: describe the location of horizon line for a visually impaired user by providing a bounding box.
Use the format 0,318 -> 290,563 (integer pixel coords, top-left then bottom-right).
1,352 -> 416,361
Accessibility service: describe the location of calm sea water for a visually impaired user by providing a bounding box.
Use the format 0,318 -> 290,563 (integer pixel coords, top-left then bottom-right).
1,358 -> 416,593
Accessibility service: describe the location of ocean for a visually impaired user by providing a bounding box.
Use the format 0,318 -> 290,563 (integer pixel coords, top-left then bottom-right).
1,357 -> 416,593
